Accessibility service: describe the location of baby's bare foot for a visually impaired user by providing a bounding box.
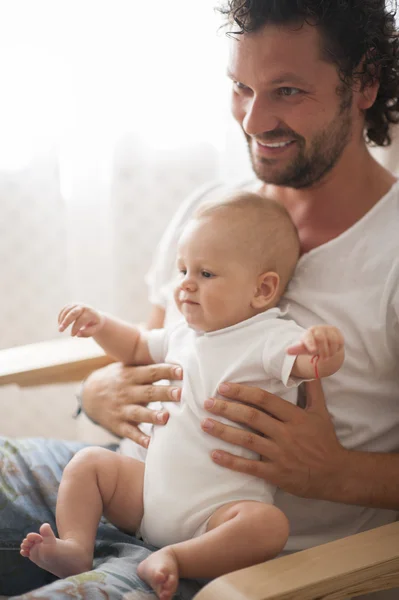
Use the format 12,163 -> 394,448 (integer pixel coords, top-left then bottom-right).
20,523 -> 92,578
137,547 -> 179,600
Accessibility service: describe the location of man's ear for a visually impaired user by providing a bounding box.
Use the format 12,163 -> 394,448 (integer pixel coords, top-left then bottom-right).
356,55 -> 380,110
358,78 -> 380,110
251,271 -> 280,309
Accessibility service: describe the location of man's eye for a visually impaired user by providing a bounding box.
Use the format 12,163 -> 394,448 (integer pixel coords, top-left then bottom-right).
277,87 -> 301,97
232,80 -> 249,93
201,271 -> 213,278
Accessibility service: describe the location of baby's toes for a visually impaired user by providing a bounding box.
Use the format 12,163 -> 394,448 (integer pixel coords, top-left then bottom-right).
26,532 -> 43,544
20,541 -> 32,556
163,573 -> 177,594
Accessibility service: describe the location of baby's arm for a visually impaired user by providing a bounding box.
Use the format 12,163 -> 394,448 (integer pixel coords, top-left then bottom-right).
58,304 -> 153,365
287,325 -> 344,379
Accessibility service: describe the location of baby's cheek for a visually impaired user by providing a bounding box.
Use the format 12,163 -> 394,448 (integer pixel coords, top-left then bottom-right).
173,287 -> 180,306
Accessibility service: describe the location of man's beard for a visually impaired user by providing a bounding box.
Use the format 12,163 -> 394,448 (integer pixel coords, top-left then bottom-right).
246,89 -> 353,190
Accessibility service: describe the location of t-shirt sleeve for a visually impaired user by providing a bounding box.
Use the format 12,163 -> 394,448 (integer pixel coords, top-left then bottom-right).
262,319 -> 308,387
145,328 -> 169,364
145,181 -> 227,309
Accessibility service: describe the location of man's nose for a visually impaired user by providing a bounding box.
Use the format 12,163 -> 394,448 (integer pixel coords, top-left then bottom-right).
242,95 -> 279,137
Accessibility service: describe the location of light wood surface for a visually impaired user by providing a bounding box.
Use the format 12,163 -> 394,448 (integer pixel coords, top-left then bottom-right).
194,521 -> 399,600
0,337 -> 114,387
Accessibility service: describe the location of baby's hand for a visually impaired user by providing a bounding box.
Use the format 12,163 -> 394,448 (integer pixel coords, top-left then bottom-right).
58,304 -> 105,337
286,325 -> 344,360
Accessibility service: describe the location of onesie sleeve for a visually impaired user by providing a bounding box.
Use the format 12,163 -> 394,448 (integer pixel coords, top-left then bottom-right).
262,319 -> 309,387
145,328 -> 169,364
145,182 -> 226,309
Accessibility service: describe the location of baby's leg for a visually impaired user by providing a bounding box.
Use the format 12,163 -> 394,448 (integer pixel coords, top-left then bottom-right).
138,500 -> 289,600
20,446 -> 145,578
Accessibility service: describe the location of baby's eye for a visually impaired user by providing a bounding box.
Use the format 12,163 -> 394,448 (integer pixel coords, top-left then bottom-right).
179,268 -> 187,276
201,271 -> 213,278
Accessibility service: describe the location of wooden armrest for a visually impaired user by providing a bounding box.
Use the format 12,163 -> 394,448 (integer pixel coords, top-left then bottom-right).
0,338 -> 114,387
195,521 -> 399,600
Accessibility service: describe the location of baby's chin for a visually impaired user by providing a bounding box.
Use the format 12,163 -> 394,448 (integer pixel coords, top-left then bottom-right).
183,315 -> 234,334
178,303 -> 237,333
181,312 -> 211,333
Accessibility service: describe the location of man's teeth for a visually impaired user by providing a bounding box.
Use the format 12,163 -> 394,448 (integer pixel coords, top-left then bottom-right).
259,141 -> 292,148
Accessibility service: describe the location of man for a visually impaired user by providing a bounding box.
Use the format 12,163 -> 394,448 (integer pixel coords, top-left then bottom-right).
1,1 -> 399,598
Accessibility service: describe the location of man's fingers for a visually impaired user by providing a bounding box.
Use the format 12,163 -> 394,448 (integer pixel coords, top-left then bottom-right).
125,404 -> 170,426
124,363 -> 183,386
216,382 -> 299,422
304,379 -> 328,414
121,404 -> 172,446
201,416 -> 278,455
122,381 -> 181,406
209,449 -> 274,481
120,422 -> 151,448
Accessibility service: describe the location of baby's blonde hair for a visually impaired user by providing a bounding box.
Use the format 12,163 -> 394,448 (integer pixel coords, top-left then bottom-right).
194,191 -> 300,296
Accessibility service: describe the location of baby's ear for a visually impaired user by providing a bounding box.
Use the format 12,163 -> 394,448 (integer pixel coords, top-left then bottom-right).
251,271 -> 280,309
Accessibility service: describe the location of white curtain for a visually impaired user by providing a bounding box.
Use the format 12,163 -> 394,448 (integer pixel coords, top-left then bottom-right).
0,0 -> 253,439
0,0 -> 254,352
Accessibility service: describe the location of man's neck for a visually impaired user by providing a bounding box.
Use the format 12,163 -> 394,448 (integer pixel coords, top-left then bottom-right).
258,147 -> 396,254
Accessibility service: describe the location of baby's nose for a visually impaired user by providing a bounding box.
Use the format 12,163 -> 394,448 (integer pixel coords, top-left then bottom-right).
182,277 -> 197,291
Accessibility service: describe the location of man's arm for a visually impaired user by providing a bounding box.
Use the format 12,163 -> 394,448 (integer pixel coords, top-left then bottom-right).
201,380 -> 399,510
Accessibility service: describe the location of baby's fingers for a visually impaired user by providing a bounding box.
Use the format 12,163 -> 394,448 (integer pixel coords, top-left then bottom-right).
286,341 -> 308,355
311,329 -> 330,359
326,328 -> 344,358
58,304 -> 79,328
70,312 -> 98,337
58,305 -> 85,332
76,323 -> 100,337
301,330 -> 319,355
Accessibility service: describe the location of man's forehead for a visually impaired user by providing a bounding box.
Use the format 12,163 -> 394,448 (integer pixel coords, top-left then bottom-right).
226,68 -> 311,88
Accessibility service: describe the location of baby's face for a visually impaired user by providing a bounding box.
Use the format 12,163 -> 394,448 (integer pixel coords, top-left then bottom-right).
174,218 -> 260,332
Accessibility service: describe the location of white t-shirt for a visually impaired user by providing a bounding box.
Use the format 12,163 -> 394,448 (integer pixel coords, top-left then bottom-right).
138,310 -> 305,547
120,179 -> 399,597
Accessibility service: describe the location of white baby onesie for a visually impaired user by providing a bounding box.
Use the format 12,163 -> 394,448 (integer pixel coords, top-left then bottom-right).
138,309 -> 306,547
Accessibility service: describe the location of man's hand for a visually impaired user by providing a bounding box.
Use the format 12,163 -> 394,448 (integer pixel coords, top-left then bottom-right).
82,361 -> 182,447
58,303 -> 105,337
201,379 -> 348,499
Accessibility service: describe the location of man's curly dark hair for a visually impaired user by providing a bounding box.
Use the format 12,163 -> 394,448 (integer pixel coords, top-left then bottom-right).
217,0 -> 399,146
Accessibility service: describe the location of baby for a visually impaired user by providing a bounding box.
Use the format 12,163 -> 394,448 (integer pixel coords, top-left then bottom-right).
20,192 -> 344,600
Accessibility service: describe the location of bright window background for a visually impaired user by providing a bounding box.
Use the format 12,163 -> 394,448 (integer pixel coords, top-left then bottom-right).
0,0 -> 254,439
0,0 -> 253,349
0,0 -> 234,170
